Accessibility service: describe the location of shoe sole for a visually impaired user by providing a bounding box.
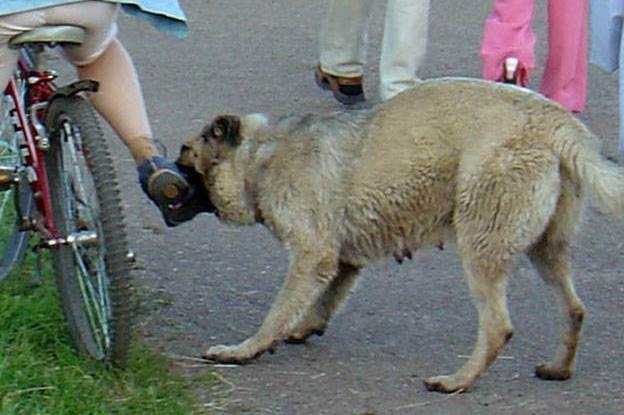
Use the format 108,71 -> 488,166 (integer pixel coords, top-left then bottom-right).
147,169 -> 190,207
315,67 -> 331,91
314,66 -> 365,105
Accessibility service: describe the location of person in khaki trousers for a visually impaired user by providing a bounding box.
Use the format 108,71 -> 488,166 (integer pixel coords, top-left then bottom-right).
315,0 -> 430,105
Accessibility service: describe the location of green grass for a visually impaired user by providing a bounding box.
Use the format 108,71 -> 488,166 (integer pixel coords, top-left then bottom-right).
0,255 -> 217,415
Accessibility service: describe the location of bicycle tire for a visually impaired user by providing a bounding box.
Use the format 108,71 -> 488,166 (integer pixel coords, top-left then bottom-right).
0,92 -> 32,281
44,95 -> 132,368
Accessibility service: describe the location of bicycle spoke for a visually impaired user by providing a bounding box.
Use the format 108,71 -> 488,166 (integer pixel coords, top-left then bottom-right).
0,190 -> 10,217
71,242 -> 110,355
62,123 -> 101,236
65,124 -> 92,211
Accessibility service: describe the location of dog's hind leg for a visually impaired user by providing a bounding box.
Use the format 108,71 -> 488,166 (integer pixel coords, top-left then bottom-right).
286,262 -> 361,343
424,257 -> 514,393
528,179 -> 585,381
425,149 -> 561,392
528,236 -> 585,380
202,251 -> 339,364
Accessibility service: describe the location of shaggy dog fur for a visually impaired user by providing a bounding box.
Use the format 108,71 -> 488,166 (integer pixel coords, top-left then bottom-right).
176,78 -> 624,393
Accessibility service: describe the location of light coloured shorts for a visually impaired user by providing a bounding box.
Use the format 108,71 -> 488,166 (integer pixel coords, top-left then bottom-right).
0,1 -> 119,66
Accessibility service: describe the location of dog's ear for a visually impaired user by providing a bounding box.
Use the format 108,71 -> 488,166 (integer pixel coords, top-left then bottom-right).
240,113 -> 269,138
205,115 -> 242,147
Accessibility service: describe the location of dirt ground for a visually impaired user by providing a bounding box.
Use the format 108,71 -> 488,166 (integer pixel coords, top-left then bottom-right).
110,1 -> 624,413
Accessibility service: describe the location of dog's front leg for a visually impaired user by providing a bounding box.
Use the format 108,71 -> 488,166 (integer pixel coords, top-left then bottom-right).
202,253 -> 337,364
287,262 -> 361,343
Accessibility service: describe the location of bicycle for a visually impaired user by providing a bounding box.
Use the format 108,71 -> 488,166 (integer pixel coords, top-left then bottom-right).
0,25 -> 133,368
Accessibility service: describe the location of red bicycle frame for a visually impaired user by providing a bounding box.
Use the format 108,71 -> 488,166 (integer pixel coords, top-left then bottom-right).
5,46 -> 100,245
4,49 -> 59,239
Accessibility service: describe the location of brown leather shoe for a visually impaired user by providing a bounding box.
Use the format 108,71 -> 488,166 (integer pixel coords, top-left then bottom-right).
315,65 -> 365,105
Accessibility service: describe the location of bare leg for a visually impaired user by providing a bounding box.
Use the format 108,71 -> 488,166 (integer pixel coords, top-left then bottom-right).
287,262 -> 361,343
76,39 -> 158,163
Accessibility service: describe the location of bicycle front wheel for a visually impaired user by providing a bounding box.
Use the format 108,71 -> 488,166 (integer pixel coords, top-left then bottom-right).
0,94 -> 31,281
0,180 -> 32,281
45,96 -> 132,368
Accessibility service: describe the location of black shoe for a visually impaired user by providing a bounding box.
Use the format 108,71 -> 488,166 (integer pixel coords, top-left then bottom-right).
315,64 -> 365,105
159,163 -> 216,227
138,156 -> 190,208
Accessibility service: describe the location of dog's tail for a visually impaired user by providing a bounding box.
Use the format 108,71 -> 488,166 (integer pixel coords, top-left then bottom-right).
550,119 -> 624,218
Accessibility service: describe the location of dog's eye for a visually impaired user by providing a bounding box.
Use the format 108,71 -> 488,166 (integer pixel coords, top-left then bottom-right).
212,126 -> 223,138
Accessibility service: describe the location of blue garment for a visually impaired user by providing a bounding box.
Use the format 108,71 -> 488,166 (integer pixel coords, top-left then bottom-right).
0,1 -> 188,38
590,0 -> 624,154
590,0 -> 624,72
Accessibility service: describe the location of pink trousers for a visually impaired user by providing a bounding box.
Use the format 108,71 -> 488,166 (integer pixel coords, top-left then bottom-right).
480,0 -> 588,112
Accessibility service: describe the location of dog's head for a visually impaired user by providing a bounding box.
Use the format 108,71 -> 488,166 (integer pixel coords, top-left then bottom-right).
175,113 -> 269,225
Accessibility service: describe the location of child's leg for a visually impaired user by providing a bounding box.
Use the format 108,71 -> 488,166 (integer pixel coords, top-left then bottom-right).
46,2 -> 188,213
73,39 -> 157,162
480,0 -> 536,83
539,0 -> 588,112
46,2 -> 158,162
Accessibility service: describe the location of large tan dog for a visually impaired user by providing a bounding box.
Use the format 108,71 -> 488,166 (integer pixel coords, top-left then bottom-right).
176,78 -> 624,393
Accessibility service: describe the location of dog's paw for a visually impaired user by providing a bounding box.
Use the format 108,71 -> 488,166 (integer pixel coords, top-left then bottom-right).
535,364 -> 573,381
285,314 -> 327,344
423,375 -> 470,393
285,327 -> 325,344
201,340 -> 268,364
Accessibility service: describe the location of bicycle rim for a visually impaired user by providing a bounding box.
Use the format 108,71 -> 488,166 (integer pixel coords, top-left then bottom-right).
45,96 -> 132,368
0,94 -> 31,280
